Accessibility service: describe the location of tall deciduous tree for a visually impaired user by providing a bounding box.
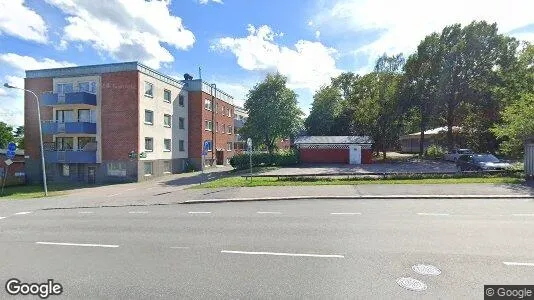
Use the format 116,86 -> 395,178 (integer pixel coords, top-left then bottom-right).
241,73 -> 303,153
305,86 -> 342,135
13,125 -> 24,149
0,122 -> 15,149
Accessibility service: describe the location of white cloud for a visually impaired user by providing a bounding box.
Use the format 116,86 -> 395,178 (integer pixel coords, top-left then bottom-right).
0,75 -> 24,126
215,82 -> 251,107
213,25 -> 342,92
0,53 -> 75,71
0,0 -> 47,43
315,0 -> 534,61
5,75 -> 24,88
199,0 -> 223,4
45,0 -> 195,69
315,30 -> 321,39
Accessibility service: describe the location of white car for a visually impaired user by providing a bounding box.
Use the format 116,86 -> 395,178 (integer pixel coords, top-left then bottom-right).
444,148 -> 473,162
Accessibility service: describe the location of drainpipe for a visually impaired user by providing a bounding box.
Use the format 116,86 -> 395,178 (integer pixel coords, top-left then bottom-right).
211,83 -> 216,164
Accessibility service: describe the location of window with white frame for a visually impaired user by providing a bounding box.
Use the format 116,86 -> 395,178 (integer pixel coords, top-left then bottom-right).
144,162 -> 153,175
179,140 -> 185,152
179,117 -> 184,129
107,162 -> 126,177
144,82 -> 153,97
164,89 -> 171,102
78,82 -> 97,94
163,139 -> 171,151
61,164 -> 69,176
164,114 -> 171,127
56,83 -> 73,94
145,137 -> 153,152
215,121 -> 218,132
204,99 -> 212,110
221,124 -> 225,133
163,161 -> 171,173
205,120 -> 213,131
227,142 -> 233,151
144,110 -> 154,125
228,125 -> 232,134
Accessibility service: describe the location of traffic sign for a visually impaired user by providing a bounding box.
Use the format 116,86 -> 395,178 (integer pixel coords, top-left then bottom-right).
203,141 -> 211,156
4,159 -> 12,166
6,142 -> 16,159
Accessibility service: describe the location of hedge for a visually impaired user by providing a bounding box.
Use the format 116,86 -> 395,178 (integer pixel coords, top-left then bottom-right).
230,150 -> 299,170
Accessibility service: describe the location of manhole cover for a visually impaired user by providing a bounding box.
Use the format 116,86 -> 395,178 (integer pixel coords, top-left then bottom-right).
396,277 -> 427,292
412,264 -> 441,276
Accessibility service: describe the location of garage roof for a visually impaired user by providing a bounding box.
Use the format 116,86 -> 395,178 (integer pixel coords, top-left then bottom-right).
294,136 -> 373,144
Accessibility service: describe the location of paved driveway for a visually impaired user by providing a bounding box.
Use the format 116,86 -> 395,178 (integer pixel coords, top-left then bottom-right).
261,160 -> 456,176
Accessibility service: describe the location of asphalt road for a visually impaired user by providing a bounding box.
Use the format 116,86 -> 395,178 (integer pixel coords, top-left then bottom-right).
1,198 -> 534,299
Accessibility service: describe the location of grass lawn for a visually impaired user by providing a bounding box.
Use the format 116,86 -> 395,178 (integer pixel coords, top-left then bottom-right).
192,176 -> 524,189
0,183 -> 83,200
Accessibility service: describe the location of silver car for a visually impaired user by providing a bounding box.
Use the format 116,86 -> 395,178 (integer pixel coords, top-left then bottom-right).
444,148 -> 474,162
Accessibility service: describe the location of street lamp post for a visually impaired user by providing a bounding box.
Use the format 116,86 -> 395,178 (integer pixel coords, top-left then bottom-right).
3,83 -> 48,196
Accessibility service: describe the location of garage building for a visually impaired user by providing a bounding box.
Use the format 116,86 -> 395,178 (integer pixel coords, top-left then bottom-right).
294,136 -> 373,164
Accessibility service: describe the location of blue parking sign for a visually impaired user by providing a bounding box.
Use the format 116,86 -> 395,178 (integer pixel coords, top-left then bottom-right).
6,142 -> 16,159
203,140 -> 211,156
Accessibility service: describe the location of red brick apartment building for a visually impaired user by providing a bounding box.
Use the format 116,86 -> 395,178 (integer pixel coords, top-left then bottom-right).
182,79 -> 235,169
23,62 -> 234,184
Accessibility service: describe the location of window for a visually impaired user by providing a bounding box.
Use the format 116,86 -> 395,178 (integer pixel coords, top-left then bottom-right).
78,109 -> 91,122
144,162 -> 153,175
56,137 -> 73,150
56,110 -> 74,123
107,162 -> 126,177
216,103 -> 219,113
145,137 -> 153,152
163,161 -> 171,173
179,117 -> 185,129
164,114 -> 171,127
228,108 -> 232,117
179,140 -> 185,152
78,82 -> 96,94
163,89 -> 171,102
205,120 -> 213,131
221,105 -> 225,113
178,95 -> 184,106
78,137 -> 96,150
215,121 -> 219,132
222,124 -> 225,133
205,99 -> 212,110
164,139 -> 171,151
144,82 -> 153,97
56,83 -> 73,94
228,125 -> 232,134
61,164 -> 69,177
227,142 -> 233,151
144,110 -> 154,125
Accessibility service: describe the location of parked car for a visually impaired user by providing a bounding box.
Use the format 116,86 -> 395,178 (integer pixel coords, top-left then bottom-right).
456,154 -> 512,172
444,148 -> 474,162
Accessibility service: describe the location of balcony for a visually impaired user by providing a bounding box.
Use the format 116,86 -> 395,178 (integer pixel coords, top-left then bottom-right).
42,121 -> 97,135
44,150 -> 97,163
42,92 -> 97,106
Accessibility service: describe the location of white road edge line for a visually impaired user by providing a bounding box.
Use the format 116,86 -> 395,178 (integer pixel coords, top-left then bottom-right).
106,193 -> 121,198
188,212 -> 212,214
0,217 -> 6,220
417,213 -> 450,216
128,211 -> 149,214
512,214 -> 534,217
256,211 -> 282,214
170,246 -> 190,249
221,250 -> 344,258
36,242 -> 119,248
78,212 -> 94,214
14,211 -> 32,215
330,212 -> 362,215
503,262 -> 534,266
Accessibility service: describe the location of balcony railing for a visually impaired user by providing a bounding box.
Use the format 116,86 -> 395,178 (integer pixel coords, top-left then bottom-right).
42,91 -> 97,106
42,121 -> 97,134
44,142 -> 97,163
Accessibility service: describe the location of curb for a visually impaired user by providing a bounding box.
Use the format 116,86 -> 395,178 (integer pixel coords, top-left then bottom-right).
181,194 -> 534,204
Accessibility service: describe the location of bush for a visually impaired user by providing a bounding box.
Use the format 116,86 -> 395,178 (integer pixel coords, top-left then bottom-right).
425,144 -> 446,159
230,150 -> 299,170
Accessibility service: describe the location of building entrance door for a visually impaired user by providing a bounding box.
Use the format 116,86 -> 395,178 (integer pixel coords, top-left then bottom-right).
349,145 -> 362,165
216,151 -> 224,165
88,166 -> 96,184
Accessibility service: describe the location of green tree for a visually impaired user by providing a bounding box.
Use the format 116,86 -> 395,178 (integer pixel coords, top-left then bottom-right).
13,125 -> 24,149
305,86 -> 342,135
241,73 -> 303,153
0,122 -> 15,149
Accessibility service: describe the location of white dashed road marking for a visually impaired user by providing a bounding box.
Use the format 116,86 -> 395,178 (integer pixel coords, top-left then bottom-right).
106,193 -> 121,198
170,246 -> 190,249
256,211 -> 281,214
512,214 -> 534,217
330,212 -> 362,215
417,213 -> 450,216
78,212 -> 94,214
36,242 -> 119,248
128,211 -> 149,214
503,262 -> 534,266
188,211 -> 211,214
14,211 -> 32,215
221,250 -> 344,258
0,217 -> 6,220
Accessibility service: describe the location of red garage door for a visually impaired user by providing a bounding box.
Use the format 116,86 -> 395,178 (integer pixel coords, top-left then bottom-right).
299,148 -> 349,163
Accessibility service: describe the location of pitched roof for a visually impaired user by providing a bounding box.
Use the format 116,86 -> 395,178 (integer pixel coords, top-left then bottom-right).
294,136 -> 373,144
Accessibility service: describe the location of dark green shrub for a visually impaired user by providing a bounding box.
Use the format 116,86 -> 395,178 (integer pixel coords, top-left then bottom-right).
425,144 -> 446,159
230,150 -> 299,170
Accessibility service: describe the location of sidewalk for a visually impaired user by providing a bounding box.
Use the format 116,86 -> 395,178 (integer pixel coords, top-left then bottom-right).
1,182 -> 533,214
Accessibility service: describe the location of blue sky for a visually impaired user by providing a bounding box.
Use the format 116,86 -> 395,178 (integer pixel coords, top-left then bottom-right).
1,0 -> 533,126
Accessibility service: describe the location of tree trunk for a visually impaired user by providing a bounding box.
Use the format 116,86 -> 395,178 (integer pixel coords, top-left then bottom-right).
419,108 -> 426,157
